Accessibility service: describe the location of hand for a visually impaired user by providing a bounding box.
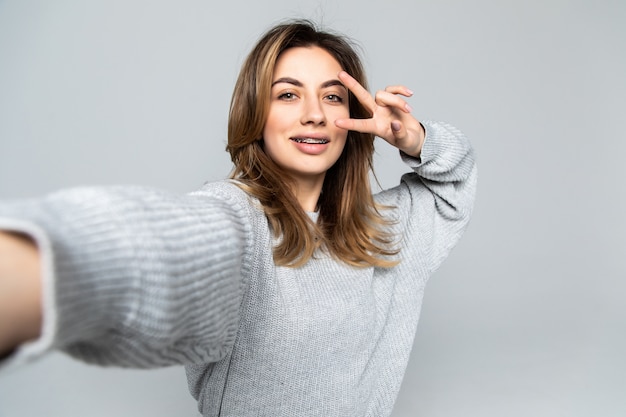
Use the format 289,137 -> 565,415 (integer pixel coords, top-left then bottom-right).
335,71 -> 425,158
0,231 -> 42,358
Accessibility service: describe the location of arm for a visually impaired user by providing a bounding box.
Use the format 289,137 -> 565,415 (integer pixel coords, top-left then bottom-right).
394,120 -> 477,272
0,232 -> 42,358
0,182 -> 252,369
335,72 -> 477,272
401,120 -> 476,218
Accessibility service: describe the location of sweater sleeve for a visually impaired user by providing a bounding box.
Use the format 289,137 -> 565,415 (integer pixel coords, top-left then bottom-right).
375,120 -> 477,274
0,182 -> 253,370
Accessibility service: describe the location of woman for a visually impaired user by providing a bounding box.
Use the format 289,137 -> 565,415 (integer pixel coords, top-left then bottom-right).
0,20 -> 476,416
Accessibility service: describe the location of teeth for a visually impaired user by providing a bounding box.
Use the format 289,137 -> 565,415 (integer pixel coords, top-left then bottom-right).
293,137 -> 329,144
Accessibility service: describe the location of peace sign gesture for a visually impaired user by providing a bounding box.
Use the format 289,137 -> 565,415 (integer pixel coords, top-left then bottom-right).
335,71 -> 425,158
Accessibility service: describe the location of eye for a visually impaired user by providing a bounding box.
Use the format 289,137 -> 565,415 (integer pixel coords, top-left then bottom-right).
325,94 -> 344,103
278,92 -> 297,101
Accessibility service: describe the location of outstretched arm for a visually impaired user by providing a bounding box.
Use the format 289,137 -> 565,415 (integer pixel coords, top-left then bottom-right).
0,232 -> 41,358
0,183 -> 252,369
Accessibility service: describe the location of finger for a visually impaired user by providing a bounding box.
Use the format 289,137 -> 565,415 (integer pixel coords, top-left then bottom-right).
338,71 -> 376,112
335,117 -> 377,134
375,90 -> 413,113
384,85 -> 414,97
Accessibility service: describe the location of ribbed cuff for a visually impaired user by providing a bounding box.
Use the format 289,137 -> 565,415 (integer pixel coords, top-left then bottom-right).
0,218 -> 56,372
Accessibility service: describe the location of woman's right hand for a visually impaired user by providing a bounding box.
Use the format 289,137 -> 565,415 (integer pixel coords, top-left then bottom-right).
0,231 -> 42,358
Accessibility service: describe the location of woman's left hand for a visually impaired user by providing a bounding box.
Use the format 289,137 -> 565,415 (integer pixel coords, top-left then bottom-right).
335,71 -> 425,158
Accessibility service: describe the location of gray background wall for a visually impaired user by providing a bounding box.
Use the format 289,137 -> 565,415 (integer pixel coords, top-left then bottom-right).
0,0 -> 624,416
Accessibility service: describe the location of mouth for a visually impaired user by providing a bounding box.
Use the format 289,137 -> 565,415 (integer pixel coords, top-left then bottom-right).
290,137 -> 330,144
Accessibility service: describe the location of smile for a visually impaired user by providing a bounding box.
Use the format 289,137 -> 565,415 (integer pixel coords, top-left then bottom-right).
291,137 -> 330,144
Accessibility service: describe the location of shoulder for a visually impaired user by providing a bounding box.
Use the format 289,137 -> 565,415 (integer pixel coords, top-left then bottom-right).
190,180 -> 266,228
191,180 -> 256,209
192,179 -> 247,197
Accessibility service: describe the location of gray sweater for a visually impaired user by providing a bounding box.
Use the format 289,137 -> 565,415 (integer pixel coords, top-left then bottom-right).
0,121 -> 477,416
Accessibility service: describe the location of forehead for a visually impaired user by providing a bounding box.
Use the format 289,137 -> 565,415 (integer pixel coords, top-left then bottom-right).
273,46 -> 342,79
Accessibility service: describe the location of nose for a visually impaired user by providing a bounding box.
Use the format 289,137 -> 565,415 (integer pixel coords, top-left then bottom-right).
300,96 -> 326,126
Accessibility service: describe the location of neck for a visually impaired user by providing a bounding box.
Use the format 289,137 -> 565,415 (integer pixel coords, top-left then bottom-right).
293,175 -> 324,212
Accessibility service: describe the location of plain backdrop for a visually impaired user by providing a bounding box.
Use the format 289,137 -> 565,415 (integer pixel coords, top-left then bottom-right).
0,1 -> 624,416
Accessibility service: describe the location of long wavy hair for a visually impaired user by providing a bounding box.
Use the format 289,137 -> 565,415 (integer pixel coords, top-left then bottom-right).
227,20 -> 398,268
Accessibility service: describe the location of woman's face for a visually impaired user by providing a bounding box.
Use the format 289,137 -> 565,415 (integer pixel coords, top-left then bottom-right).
262,46 -> 349,188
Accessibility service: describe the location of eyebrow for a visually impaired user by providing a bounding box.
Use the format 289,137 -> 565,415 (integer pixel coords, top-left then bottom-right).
271,77 -> 347,91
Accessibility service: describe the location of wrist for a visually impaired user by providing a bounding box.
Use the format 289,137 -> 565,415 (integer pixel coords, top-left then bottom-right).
402,123 -> 426,158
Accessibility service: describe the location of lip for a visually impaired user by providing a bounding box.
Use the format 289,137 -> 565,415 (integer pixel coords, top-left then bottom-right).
290,134 -> 331,155
290,133 -> 330,143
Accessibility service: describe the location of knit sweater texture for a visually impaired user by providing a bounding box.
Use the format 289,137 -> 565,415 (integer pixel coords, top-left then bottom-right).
0,121 -> 477,416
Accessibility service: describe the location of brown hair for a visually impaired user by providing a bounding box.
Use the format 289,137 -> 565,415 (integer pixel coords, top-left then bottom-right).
227,20 -> 398,268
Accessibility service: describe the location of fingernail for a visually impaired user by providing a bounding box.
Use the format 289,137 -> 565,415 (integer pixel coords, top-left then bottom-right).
405,104 -> 413,113
406,88 -> 414,96
391,121 -> 401,132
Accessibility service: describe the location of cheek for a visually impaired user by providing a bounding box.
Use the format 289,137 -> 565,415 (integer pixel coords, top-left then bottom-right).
262,104 -> 296,143
329,106 -> 349,131
338,135 -> 348,156
330,110 -> 350,141
261,117 -> 285,160
262,110 -> 279,138
333,105 -> 350,121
